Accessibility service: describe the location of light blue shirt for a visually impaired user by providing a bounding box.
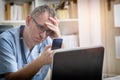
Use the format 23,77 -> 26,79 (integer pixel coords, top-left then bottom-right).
0,26 -> 52,80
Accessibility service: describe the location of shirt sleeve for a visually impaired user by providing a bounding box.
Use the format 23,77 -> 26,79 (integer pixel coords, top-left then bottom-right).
0,37 -> 18,75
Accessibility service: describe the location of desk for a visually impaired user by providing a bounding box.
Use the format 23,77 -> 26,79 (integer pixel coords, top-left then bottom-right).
104,76 -> 120,80
45,69 -> 120,80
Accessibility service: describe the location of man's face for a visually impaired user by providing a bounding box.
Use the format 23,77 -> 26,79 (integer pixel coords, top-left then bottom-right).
28,12 -> 52,45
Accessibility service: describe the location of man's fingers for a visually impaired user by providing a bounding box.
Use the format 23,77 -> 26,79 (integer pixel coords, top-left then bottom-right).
48,17 -> 58,26
44,45 -> 52,51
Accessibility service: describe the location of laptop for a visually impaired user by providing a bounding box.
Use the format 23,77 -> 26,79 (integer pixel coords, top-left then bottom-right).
50,46 -> 104,80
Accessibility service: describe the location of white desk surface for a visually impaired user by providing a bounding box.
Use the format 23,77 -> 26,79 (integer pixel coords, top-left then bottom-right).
104,76 -> 120,80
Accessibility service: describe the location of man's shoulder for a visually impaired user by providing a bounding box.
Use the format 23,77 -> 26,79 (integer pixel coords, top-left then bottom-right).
0,27 -> 20,41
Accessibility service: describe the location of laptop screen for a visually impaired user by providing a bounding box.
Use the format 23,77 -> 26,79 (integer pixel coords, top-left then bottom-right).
51,46 -> 104,80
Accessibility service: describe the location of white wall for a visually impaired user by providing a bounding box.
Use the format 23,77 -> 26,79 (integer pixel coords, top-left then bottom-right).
78,0 -> 102,47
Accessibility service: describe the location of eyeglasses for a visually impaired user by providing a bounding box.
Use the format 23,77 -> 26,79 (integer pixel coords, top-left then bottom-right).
31,17 -> 52,36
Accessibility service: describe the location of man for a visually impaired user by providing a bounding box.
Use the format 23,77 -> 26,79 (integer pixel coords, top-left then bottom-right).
0,5 -> 62,80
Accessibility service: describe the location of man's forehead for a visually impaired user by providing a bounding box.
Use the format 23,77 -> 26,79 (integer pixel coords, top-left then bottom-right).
38,12 -> 49,20
37,15 -> 53,25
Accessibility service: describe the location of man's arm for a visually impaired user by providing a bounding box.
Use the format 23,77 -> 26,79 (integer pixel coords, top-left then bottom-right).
5,45 -> 53,80
46,17 -> 65,49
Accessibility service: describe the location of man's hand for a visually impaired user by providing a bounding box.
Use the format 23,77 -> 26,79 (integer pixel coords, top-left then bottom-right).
39,45 -> 53,65
45,17 -> 61,38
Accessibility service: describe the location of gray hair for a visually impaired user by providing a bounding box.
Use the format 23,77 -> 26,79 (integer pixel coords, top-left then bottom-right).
30,5 -> 56,18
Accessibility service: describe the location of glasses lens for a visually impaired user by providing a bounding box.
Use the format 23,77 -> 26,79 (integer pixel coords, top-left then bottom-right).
37,24 -> 45,32
32,17 -> 52,35
46,30 -> 52,35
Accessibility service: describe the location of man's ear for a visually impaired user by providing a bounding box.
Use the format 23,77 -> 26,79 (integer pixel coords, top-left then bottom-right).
26,16 -> 31,26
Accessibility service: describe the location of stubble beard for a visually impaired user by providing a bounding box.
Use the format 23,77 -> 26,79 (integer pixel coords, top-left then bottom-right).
27,28 -> 36,47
